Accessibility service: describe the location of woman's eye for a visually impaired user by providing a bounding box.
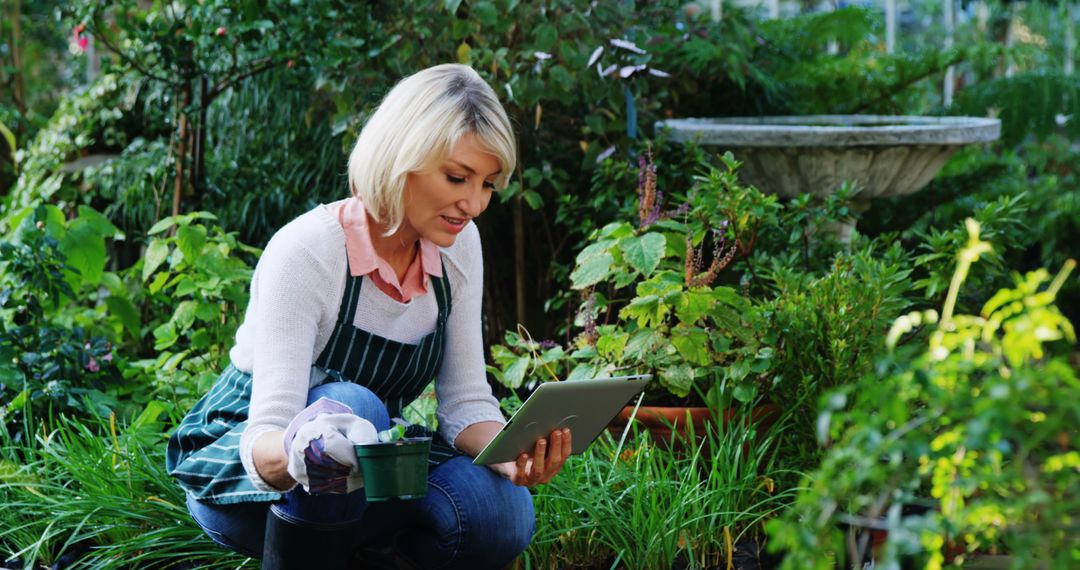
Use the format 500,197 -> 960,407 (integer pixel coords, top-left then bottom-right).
483,181 -> 497,190
446,175 -> 466,184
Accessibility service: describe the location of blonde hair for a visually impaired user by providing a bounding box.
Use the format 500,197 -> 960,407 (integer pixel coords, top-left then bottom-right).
347,64 -> 517,234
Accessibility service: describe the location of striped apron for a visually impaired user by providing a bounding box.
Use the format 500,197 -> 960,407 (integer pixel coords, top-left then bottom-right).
166,260 -> 459,505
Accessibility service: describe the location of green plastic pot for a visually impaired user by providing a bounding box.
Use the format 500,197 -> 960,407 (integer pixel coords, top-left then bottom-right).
354,437 -> 431,501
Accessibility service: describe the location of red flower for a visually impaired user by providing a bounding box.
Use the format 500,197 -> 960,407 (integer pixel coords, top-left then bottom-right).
72,26 -> 89,52
215,26 -> 227,37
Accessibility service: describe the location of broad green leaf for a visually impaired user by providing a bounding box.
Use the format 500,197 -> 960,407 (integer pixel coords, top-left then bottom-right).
194,301 -> 219,322
159,350 -> 189,372
732,382 -> 758,403
130,400 -> 171,433
76,206 -> 120,237
533,24 -> 557,52
143,239 -> 170,281
100,272 -> 124,295
177,224 -> 207,262
671,328 -> 711,366
523,190 -> 544,210
620,294 -> 668,328
624,330 -> 662,360
677,288 -> 717,324
619,233 -> 666,276
153,322 -> 179,351
596,331 -> 629,362
175,277 -> 197,297
549,65 -> 573,91
8,388 -> 29,411
147,216 -> 178,235
570,242 -> 614,290
148,271 -> 170,294
173,300 -> 198,331
503,356 -> 531,389
473,1 -> 498,26
567,363 -> 598,382
190,329 -> 211,349
597,222 -> 635,240
659,364 -> 695,398
105,295 -> 141,339
59,220 -> 106,286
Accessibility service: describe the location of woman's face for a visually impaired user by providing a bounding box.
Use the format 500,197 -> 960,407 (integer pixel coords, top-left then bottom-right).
401,133 -> 502,247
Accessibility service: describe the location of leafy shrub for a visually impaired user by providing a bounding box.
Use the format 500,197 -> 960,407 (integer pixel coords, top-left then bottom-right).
768,221 -> 1080,568
0,205 -> 128,430
130,212 -> 258,405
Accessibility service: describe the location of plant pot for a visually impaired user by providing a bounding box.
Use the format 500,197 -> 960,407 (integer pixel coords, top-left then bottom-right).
608,404 -> 780,448
354,437 -> 431,502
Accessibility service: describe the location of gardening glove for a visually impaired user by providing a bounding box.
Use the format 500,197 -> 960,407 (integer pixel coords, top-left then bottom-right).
283,397 -> 379,494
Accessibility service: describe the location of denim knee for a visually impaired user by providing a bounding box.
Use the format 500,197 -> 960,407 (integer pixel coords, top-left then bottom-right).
408,457 -> 535,569
308,381 -> 390,431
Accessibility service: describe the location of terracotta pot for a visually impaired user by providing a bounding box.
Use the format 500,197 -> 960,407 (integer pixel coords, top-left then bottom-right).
608,404 -> 780,448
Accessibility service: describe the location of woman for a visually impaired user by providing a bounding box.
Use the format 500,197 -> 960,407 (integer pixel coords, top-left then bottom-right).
166,64 -> 570,569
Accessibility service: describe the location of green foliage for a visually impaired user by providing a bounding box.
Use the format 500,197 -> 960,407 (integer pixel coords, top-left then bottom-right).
0,407 -> 253,569
954,72 -> 1080,147
752,7 -> 973,115
0,205 -> 128,429
494,153 -> 786,404
765,240 -> 914,461
132,212 -> 258,404
3,74 -> 137,216
768,222 -> 1080,568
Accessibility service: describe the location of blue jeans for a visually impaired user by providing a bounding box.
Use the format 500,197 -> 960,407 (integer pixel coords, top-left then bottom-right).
185,382 -> 535,569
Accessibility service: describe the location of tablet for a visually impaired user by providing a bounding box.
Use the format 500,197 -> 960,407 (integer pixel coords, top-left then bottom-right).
472,374 -> 652,465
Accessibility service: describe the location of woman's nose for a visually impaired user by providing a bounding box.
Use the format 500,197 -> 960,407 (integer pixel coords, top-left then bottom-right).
459,186 -> 489,217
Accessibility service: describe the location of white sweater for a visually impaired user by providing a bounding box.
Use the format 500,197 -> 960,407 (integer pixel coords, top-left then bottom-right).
231,204 -> 505,492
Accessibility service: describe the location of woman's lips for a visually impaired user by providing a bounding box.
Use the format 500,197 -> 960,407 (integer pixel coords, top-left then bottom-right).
439,215 -> 468,234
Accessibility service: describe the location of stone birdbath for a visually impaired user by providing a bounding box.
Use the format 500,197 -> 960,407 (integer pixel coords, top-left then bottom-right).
655,115 -> 1001,242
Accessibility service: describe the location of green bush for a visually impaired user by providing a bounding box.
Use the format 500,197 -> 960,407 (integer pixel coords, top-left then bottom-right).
768,221 -> 1080,568
0,205 -> 129,431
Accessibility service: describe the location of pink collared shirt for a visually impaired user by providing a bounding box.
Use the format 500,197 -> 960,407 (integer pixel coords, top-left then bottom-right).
329,197 -> 443,303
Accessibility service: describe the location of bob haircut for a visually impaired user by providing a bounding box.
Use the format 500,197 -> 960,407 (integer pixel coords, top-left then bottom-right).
347,64 -> 517,234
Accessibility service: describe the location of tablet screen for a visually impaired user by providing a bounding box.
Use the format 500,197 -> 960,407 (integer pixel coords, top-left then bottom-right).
472,375 -> 651,465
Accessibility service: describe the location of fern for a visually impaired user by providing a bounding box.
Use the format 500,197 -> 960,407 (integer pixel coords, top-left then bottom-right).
953,72 -> 1080,146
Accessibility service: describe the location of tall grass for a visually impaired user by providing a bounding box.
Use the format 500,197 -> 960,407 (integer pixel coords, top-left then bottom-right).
2,404 -> 799,569
520,407 -> 802,569
0,408 -> 254,569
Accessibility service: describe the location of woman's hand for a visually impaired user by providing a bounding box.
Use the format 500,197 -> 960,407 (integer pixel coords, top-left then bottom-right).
488,428 -> 572,487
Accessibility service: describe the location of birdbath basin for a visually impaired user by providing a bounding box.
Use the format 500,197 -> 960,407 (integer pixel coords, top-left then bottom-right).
656,115 -> 1001,240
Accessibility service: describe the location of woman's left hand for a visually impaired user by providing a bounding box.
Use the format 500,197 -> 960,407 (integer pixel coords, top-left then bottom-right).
489,428 -> 572,487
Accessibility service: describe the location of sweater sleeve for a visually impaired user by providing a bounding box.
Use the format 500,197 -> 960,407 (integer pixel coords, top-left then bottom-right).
238,215 -> 344,491
436,222 -> 507,448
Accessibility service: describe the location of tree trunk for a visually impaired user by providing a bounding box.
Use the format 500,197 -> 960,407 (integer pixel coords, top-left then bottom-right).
513,192 -> 526,327
172,82 -> 191,220
193,75 -> 209,208
10,0 -> 26,116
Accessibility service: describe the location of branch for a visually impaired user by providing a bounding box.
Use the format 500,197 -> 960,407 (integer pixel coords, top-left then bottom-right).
848,50 -> 968,114
89,12 -> 177,86
207,57 -> 279,103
